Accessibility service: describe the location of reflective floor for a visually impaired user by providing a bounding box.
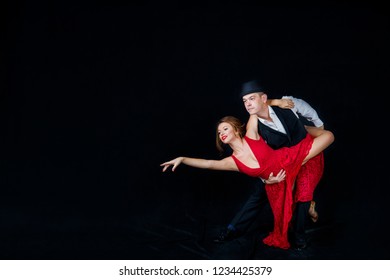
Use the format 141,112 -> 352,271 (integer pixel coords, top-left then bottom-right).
1,200 -> 388,260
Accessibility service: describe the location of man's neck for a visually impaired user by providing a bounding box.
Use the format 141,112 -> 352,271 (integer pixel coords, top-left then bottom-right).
256,107 -> 272,122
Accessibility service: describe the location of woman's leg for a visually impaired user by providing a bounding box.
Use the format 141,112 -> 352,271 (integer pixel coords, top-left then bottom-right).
302,127 -> 334,164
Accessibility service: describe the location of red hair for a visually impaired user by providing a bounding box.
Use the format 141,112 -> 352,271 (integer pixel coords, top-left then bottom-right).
215,116 -> 246,153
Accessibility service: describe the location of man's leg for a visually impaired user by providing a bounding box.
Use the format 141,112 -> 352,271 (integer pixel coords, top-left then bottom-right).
214,180 -> 268,243
293,201 -> 311,249
292,152 -> 324,248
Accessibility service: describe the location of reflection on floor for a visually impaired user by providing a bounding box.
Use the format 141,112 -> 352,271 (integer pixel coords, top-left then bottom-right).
137,216 -> 345,260
2,208 -> 387,260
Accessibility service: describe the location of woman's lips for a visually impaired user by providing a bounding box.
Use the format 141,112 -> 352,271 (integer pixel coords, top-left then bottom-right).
221,135 -> 227,141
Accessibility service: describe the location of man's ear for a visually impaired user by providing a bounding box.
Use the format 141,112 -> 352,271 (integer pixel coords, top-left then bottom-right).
261,93 -> 268,103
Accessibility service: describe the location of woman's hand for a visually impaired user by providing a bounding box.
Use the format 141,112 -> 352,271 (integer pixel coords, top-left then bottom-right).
268,98 -> 295,108
263,169 -> 286,184
160,157 -> 184,172
278,98 -> 294,109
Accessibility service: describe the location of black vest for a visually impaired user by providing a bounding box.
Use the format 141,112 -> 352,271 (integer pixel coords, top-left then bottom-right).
258,107 -> 307,149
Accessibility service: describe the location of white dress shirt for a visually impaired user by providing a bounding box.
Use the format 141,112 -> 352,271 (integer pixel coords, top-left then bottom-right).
258,96 -> 324,135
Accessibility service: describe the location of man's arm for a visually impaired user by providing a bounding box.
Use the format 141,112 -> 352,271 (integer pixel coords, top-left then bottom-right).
282,95 -> 324,128
270,96 -> 324,128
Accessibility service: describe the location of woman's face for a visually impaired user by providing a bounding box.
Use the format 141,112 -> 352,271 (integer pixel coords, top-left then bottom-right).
217,122 -> 237,143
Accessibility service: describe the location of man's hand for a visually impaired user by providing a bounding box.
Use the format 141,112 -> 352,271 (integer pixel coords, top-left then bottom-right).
263,169 -> 286,184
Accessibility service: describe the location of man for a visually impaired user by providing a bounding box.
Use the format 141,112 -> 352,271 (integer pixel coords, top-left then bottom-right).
214,79 -> 325,249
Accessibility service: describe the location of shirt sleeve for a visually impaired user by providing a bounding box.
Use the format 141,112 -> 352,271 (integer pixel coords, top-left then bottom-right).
282,95 -> 324,127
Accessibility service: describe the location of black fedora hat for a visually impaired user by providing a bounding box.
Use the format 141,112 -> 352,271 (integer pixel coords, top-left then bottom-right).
239,79 -> 266,98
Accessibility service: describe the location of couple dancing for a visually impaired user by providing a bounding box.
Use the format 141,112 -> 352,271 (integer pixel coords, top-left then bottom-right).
161,80 -> 334,250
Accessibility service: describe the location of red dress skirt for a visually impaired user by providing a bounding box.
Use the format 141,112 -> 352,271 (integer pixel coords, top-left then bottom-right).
231,134 -> 314,249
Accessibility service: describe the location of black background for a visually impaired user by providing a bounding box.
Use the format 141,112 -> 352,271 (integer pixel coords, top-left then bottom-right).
2,2 -> 389,259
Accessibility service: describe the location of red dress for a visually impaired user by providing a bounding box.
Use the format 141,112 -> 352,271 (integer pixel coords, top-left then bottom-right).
294,152 -> 324,203
231,133 -> 314,249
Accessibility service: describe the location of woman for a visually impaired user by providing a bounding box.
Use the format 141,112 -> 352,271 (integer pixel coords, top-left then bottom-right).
161,115 -> 334,249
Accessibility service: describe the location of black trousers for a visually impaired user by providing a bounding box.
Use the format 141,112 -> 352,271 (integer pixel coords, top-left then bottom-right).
229,180 -> 269,234
293,201 -> 311,242
229,179 -> 311,243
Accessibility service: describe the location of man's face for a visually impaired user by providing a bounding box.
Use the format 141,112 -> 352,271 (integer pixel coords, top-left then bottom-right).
242,92 -> 265,115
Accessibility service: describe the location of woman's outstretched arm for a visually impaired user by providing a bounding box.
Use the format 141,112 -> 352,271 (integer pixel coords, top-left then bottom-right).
161,156 -> 238,172
161,156 -> 286,185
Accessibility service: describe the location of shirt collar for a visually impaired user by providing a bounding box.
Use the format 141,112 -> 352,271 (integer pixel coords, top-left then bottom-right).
258,105 -> 276,124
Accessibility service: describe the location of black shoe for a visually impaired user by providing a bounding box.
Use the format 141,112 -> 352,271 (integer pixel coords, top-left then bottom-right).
294,238 -> 307,250
213,229 -> 237,243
